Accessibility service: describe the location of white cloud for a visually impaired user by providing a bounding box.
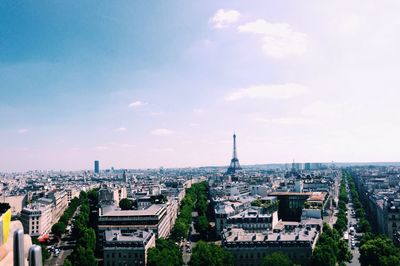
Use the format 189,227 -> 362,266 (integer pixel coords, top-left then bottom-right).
17,128 -> 28,134
209,9 -> 241,28
129,101 -> 148,108
225,83 -> 309,101
238,19 -> 309,58
151,128 -> 174,136
115,127 -> 127,132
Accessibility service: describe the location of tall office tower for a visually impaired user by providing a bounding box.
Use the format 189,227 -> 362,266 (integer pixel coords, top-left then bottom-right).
94,160 -> 100,174
123,170 -> 128,183
227,133 -> 242,174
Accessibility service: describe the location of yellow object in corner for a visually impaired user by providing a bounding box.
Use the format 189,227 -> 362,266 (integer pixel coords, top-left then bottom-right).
0,209 -> 11,244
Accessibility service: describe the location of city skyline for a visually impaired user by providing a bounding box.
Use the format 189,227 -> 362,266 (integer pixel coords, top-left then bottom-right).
3,1 -> 400,171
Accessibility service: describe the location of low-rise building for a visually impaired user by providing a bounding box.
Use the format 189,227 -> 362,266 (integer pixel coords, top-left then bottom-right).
214,196 -> 254,238
103,229 -> 155,266
98,204 -> 171,247
47,190 -> 68,223
222,219 -> 321,266
20,200 -> 53,237
227,207 -> 278,231
66,188 -> 80,204
387,199 -> 400,240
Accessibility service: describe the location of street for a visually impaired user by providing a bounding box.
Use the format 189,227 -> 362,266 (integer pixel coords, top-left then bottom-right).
45,231 -> 75,266
45,206 -> 80,266
182,221 -> 197,265
345,181 -> 362,266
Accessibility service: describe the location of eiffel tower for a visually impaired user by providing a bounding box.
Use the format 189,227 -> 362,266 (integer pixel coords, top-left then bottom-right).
227,133 -> 242,174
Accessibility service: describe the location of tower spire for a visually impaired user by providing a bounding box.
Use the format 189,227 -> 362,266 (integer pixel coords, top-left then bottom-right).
227,133 -> 242,174
233,133 -> 237,159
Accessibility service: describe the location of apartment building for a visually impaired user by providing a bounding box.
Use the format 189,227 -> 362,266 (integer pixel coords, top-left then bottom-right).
103,229 -> 155,266
222,219 -> 321,266
20,200 -> 53,237
98,204 -> 171,247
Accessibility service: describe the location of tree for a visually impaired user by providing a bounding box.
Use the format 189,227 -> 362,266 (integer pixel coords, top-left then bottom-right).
188,241 -> 233,266
70,245 -> 97,266
77,228 -> 96,251
63,259 -> 72,266
197,215 -> 209,238
119,198 -> 134,210
87,189 -> 99,206
379,255 -> 400,266
262,252 -> 293,266
359,232 -> 374,247
311,223 -> 351,265
310,245 -> 336,266
358,218 -> 372,233
79,191 -> 88,201
359,237 -> 400,266
51,222 -> 66,237
147,238 -> 183,266
337,239 -> 353,263
171,219 -> 189,241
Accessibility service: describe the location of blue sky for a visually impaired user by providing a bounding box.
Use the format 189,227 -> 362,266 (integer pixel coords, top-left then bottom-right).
2,1 -> 400,171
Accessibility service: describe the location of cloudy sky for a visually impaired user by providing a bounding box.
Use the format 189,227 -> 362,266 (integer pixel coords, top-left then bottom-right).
2,0 -> 400,172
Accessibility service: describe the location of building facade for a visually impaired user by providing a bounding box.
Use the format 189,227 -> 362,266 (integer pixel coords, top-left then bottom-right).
103,229 -> 155,266
20,201 -> 53,237
98,204 -> 171,247
46,191 -> 68,224
222,219 -> 321,266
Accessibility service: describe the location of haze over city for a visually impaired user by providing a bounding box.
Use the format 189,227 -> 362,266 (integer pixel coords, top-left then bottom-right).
3,2 -> 400,266
2,0 -> 400,172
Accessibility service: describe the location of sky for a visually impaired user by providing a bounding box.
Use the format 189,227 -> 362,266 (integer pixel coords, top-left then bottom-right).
2,0 -> 400,172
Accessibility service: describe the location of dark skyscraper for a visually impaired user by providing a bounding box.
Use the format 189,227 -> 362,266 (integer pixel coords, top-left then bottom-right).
94,160 -> 100,174
227,133 -> 242,174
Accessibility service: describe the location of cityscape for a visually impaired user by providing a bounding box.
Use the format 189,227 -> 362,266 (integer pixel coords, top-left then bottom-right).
2,1 -> 400,266
2,134 -> 400,266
